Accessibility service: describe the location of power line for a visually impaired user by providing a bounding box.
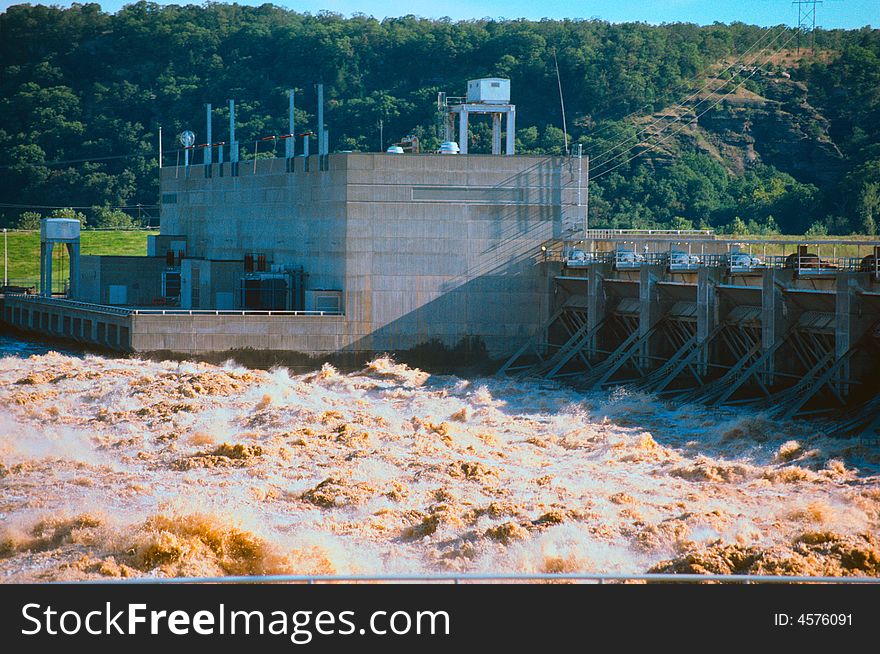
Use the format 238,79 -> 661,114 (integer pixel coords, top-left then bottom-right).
0,202 -> 158,210
0,143 -> 203,171
590,28 -> 800,182
587,25 -> 791,171
589,26 -> 797,178
581,25 -> 788,142
587,24 -> 787,168
0,150 -> 159,170
589,28 -> 801,183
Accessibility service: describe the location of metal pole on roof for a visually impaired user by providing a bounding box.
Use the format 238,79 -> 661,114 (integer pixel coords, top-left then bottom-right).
317,83 -> 325,156
205,103 -> 212,166
553,48 -> 569,155
229,99 -> 238,164
584,148 -> 589,236
287,89 -> 295,158
577,143 -> 586,239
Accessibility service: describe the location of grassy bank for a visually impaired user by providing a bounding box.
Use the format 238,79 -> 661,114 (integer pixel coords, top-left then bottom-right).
3,229 -> 156,292
719,234 -> 878,258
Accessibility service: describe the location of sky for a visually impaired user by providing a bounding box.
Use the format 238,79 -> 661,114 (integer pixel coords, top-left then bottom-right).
0,0 -> 876,29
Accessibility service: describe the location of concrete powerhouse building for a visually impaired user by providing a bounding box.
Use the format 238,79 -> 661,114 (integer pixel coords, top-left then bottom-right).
59,151 -> 578,358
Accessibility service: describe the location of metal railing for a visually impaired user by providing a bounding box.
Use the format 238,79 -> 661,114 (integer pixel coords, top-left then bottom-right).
560,250 -> 879,276
3,294 -> 131,316
2,294 -> 343,317
131,309 -> 340,316
3,227 -> 157,233
70,572 -> 880,585
583,229 -> 715,240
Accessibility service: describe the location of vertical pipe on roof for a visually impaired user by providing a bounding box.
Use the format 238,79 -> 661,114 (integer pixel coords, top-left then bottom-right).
205,103 -> 212,166
287,89 -> 295,159
317,84 -> 325,156
506,107 -> 516,155
491,113 -> 502,155
459,109 -> 468,155
229,99 -> 238,163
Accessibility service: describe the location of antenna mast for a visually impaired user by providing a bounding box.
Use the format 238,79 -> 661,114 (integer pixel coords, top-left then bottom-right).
553,48 -> 570,155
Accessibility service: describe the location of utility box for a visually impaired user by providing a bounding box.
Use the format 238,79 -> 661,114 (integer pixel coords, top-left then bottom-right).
108,285 -> 128,305
305,290 -> 342,314
41,218 -> 80,242
466,78 -> 511,104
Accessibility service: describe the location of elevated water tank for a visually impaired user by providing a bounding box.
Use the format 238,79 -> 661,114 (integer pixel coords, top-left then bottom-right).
466,78 -> 511,104
40,218 -> 80,242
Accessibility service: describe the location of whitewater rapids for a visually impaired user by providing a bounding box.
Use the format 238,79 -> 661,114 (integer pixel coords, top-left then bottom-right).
1,344 -> 878,581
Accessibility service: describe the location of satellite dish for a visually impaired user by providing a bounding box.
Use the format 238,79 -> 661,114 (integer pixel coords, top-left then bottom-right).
179,130 -> 196,147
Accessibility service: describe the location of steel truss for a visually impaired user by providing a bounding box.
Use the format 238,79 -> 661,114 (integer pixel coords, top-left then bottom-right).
578,313 -> 700,389
499,302 -> 877,422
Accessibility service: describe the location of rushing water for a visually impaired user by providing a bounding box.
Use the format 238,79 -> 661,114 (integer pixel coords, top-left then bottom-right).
0,334 -> 878,581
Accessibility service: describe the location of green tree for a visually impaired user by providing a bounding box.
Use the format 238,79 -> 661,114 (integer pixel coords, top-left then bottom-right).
16,211 -> 42,229
804,221 -> 828,237
670,216 -> 694,230
856,182 -> 879,235
92,207 -> 136,229
48,208 -> 87,225
540,126 -> 568,155
727,217 -> 748,235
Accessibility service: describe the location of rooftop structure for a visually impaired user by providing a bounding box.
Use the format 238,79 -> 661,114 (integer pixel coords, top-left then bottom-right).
440,78 -> 516,155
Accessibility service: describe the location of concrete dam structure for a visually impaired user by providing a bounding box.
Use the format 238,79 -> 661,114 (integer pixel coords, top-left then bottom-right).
498,234 -> 880,436
3,160 -> 880,436
1,72 -> 878,435
1,151 -> 578,361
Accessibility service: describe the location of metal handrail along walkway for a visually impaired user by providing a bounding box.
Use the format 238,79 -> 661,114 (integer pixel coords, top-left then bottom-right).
72,572 -> 879,585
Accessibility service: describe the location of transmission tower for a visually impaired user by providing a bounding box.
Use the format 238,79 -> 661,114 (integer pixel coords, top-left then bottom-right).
792,0 -> 823,55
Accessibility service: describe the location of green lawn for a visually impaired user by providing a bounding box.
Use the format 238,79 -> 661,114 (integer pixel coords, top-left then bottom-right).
3,229 -> 156,293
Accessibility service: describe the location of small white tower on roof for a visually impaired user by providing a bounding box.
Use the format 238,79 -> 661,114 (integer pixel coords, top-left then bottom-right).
440,78 -> 515,155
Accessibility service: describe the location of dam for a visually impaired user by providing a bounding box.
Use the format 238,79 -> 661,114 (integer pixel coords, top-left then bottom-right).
499,234 -> 880,437
1,80 -> 879,437
4,223 -> 880,439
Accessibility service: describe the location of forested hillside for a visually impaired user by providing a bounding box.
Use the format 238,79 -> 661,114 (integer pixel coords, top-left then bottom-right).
1,3 -> 878,234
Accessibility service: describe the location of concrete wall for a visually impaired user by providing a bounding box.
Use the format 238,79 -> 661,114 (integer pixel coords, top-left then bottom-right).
129,313 -> 345,354
160,156 -> 348,293
78,255 -> 166,306
341,154 -> 569,355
